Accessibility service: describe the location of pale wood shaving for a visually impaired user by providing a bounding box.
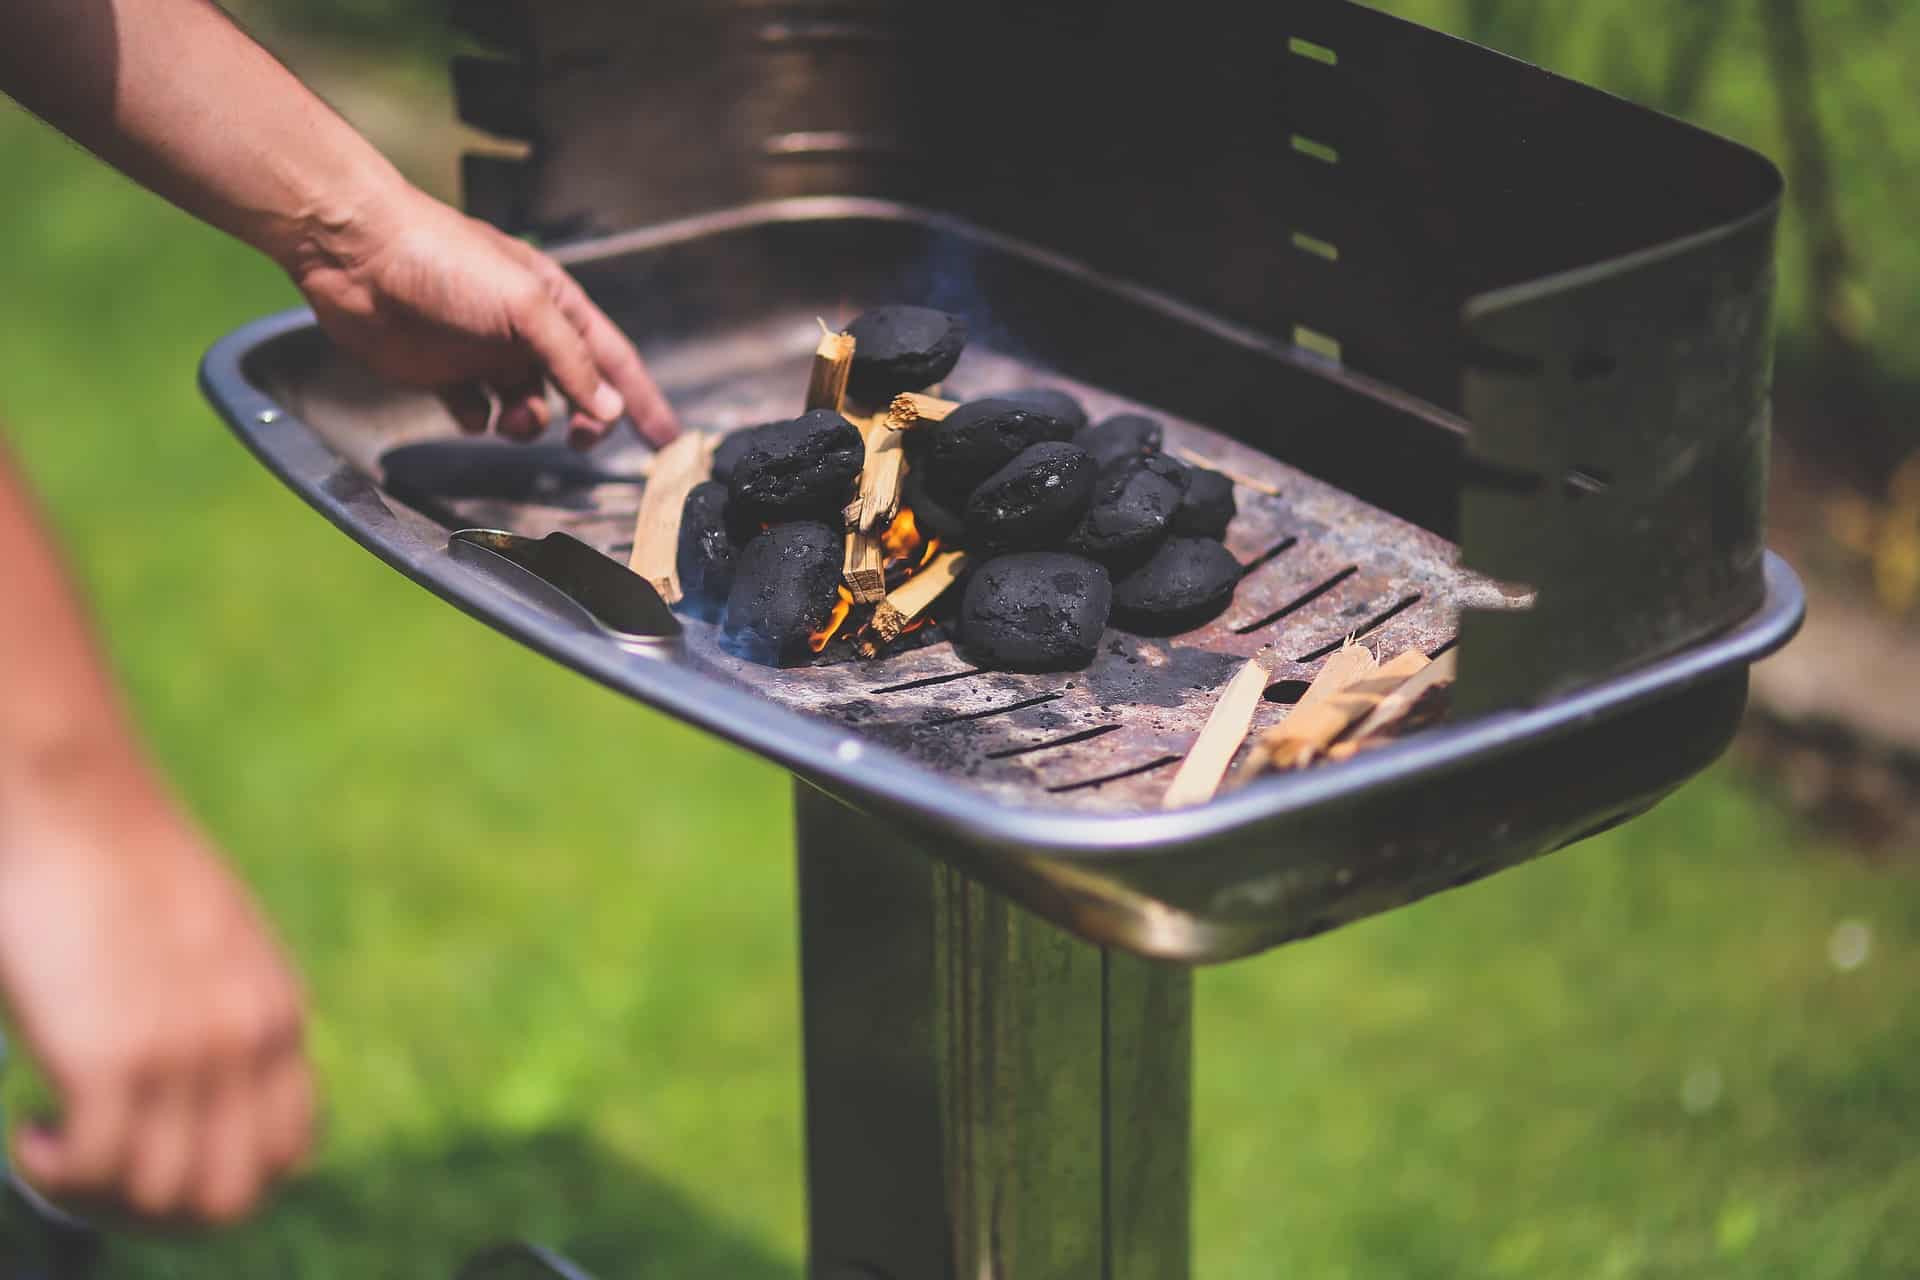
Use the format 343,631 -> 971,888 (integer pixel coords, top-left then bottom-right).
805,330 -> 856,413
844,531 -> 888,604
626,429 -> 710,605
857,551 -> 968,657
1163,650 -> 1275,808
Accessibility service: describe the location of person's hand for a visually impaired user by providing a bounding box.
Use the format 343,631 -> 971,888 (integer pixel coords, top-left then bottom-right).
289,184 -> 678,450
0,761 -> 313,1225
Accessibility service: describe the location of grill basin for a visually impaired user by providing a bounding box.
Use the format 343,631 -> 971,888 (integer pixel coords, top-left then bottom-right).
200,4 -> 1805,1276
209,204 -> 1798,961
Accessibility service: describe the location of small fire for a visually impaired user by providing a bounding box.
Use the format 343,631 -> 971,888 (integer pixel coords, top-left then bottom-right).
809,586 -> 855,653
880,507 -> 923,562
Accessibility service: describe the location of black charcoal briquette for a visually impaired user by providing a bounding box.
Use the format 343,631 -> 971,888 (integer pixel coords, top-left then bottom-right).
846,306 -> 968,403
1074,413 -> 1164,470
1067,453 -> 1186,567
1173,466 -> 1237,539
963,442 -> 1096,552
920,398 -> 1077,499
998,387 -> 1089,431
1110,537 -> 1243,634
958,552 -> 1111,672
711,424 -> 770,484
903,466 -> 968,543
720,522 -> 844,665
727,409 -> 864,524
676,481 -> 739,620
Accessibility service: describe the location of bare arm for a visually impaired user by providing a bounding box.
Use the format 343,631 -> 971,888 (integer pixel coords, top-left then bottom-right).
0,0 -> 677,445
0,447 -> 311,1224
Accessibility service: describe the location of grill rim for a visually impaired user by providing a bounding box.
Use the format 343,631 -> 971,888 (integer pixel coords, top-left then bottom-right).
198,299 -> 1801,863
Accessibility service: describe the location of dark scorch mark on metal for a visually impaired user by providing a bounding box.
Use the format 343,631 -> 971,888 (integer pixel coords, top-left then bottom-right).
924,692 -> 1066,726
1046,755 -> 1184,794
1233,566 -> 1360,635
987,724 -> 1122,760
1295,593 -> 1424,661
873,667 -> 988,694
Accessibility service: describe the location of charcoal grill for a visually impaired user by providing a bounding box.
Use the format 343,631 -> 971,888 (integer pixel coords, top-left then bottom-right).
196,2 -> 1803,1276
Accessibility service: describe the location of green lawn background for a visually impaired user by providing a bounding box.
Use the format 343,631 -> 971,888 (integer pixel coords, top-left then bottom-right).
3,27 -> 1919,1279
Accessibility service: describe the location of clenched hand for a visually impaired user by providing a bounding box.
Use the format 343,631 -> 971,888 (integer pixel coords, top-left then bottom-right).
0,769 -> 311,1225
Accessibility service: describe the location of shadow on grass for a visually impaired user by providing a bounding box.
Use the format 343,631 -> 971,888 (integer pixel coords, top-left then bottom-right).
92,1130 -> 796,1280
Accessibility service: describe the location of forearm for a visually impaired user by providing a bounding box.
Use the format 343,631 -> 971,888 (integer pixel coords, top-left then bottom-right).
0,0 -> 406,275
0,446 -> 155,824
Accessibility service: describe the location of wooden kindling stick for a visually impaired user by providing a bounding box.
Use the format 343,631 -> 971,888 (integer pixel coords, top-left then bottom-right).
806,324 -> 857,413
1241,643 -> 1433,777
1163,649 -> 1275,809
1326,650 -> 1458,761
857,550 -> 967,657
1168,445 -> 1283,498
627,429 -> 711,605
890,392 -> 959,424
843,531 -> 889,605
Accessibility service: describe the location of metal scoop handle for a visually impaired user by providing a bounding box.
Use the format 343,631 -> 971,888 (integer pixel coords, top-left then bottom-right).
447,529 -> 682,656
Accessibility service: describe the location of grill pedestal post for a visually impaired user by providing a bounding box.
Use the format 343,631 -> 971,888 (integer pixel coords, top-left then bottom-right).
797,783 -> 1193,1279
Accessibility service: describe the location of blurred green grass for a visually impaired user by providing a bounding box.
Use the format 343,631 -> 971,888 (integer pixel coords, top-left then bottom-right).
3,74 -> 1920,1280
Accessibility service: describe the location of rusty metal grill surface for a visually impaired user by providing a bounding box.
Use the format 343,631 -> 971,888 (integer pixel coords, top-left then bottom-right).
427,339 -> 1508,812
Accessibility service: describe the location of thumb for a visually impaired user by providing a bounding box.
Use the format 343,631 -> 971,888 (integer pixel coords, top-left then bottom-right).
513,293 -> 624,425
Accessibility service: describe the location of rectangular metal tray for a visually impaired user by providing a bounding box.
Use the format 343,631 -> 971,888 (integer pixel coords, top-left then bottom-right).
201,201 -> 1801,961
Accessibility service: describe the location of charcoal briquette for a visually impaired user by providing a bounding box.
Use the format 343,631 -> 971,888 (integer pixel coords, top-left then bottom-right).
1110,537 -> 1243,634
711,423 -> 770,483
1067,453 -> 1186,567
845,306 -> 968,403
1172,465 -> 1237,539
921,398 -> 1077,499
676,481 -> 739,620
1074,413 -> 1164,470
963,442 -> 1096,552
726,409 -> 864,524
903,466 -> 968,543
720,522 -> 844,665
958,552 -> 1111,672
998,387 -> 1089,431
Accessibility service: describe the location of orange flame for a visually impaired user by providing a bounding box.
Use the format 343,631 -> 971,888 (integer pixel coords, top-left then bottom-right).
880,507 -> 923,562
809,586 -> 855,653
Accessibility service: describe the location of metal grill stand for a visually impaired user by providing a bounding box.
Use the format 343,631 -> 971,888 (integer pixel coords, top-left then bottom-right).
798,784 -> 1191,1280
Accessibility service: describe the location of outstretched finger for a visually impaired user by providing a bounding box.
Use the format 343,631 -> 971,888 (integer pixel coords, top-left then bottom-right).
511,290 -> 623,428
540,265 -> 678,447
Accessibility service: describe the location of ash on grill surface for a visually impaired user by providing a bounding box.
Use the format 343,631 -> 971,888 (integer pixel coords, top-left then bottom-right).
1111,537 -> 1243,634
845,306 -> 967,404
1173,466 -> 1236,539
676,481 -> 740,620
721,521 -> 843,664
959,552 -> 1111,672
1069,453 -> 1186,567
727,410 -> 864,523
1075,413 -> 1164,471
963,442 -> 1096,552
920,399 -> 1077,498
997,387 -> 1088,431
